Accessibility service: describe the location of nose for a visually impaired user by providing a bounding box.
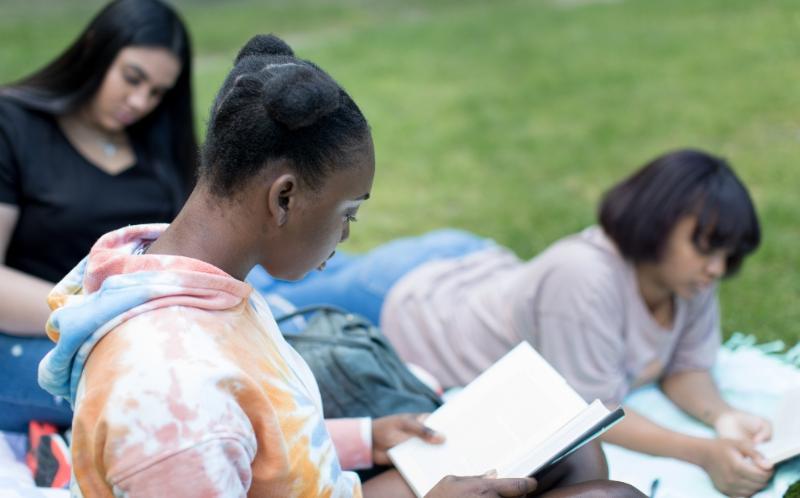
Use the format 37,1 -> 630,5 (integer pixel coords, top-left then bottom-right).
127,87 -> 150,112
706,253 -> 726,278
340,223 -> 350,243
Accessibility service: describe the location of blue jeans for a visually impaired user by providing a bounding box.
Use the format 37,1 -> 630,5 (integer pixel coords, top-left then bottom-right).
0,332 -> 72,432
249,229 -> 493,325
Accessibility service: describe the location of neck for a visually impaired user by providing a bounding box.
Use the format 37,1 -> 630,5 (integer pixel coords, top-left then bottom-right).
146,185 -> 258,280
635,263 -> 673,313
61,108 -> 124,141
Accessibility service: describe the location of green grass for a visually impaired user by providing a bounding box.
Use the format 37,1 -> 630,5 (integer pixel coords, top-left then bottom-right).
1,0 -> 797,345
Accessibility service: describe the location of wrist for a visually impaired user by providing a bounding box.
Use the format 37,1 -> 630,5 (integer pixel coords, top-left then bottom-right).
682,437 -> 712,468
699,404 -> 735,428
325,417 -> 373,470
710,407 -> 738,431
363,417 -> 375,466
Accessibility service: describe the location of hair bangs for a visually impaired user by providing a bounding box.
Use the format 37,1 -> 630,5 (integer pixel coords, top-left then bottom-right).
690,175 -> 760,277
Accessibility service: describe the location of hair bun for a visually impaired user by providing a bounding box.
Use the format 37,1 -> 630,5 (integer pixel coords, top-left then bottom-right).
235,34 -> 294,63
262,64 -> 341,130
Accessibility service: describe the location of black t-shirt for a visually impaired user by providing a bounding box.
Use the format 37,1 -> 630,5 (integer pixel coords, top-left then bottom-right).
0,98 -> 182,283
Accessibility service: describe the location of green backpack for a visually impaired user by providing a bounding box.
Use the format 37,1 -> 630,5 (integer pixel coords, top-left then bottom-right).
278,306 -> 443,419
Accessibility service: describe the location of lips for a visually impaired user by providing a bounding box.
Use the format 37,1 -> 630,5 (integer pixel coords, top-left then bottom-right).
116,113 -> 137,126
114,108 -> 140,127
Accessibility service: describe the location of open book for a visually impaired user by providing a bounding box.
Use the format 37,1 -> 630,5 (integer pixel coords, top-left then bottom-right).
388,342 -> 624,497
757,387 -> 800,465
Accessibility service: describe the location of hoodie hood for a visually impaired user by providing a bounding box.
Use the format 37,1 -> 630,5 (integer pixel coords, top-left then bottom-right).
38,224 -> 252,405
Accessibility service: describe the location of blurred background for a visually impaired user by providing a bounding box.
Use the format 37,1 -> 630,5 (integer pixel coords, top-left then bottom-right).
0,0 -> 797,344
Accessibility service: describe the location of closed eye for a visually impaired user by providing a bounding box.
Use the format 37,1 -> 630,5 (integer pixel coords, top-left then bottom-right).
123,74 -> 142,87
345,214 -> 358,223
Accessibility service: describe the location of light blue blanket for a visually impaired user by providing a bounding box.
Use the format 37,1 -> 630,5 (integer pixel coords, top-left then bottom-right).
606,334 -> 800,497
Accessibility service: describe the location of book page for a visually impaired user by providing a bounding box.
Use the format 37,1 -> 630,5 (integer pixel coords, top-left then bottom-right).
388,342 -> 591,496
758,387 -> 800,464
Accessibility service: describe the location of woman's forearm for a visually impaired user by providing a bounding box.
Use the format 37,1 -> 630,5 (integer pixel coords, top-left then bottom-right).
660,370 -> 732,426
602,409 -> 708,467
0,265 -> 54,336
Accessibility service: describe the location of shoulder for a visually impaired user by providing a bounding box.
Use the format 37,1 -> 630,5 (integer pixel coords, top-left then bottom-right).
534,228 -> 627,295
0,96 -> 52,143
515,228 -> 631,328
0,96 -> 24,116
0,96 -> 43,125
0,98 -> 21,139
79,311 -> 260,459
83,306 -> 257,412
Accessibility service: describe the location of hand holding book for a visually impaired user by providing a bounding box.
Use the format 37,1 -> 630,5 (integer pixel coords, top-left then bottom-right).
372,414 -> 445,465
388,342 -> 625,497
715,410 -> 773,446
423,472 -> 538,498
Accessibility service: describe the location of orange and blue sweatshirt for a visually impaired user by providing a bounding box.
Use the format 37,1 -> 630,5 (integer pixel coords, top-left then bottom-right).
38,224 -> 370,497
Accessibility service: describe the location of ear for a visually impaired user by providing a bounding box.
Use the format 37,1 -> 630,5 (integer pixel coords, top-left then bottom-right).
267,173 -> 298,227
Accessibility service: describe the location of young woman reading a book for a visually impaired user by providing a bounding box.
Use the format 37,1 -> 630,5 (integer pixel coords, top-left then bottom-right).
254,149 -> 773,497
35,34 -> 644,497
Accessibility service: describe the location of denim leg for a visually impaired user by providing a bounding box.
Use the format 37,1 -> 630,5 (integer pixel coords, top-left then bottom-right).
248,229 -> 493,325
0,332 -> 72,432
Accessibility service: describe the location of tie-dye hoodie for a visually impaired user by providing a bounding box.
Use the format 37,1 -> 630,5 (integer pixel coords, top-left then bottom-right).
38,224 -> 367,497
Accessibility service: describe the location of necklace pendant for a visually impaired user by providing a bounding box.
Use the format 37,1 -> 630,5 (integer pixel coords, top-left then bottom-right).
102,141 -> 117,157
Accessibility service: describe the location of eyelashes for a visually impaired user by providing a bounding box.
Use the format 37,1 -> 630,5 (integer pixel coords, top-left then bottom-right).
122,72 -> 168,99
345,213 -> 358,223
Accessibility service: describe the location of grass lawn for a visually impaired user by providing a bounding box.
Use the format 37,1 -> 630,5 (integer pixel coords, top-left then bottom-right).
1,0 -> 797,345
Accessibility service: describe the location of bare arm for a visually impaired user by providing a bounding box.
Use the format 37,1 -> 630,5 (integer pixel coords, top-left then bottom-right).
602,408 -> 707,464
660,369 -> 732,425
0,203 -> 54,336
663,369 -> 772,442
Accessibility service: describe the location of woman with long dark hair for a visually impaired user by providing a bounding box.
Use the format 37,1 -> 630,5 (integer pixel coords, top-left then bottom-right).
0,0 -> 197,432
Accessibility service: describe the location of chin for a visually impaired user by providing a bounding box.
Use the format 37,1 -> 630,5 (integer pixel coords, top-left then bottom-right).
677,287 -> 700,299
276,268 -> 311,282
102,119 -> 126,133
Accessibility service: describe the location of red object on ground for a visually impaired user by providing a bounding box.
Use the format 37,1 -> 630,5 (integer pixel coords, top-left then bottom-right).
26,421 -> 71,488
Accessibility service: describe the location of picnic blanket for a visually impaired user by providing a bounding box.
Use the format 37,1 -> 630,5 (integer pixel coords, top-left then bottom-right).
606,333 -> 800,497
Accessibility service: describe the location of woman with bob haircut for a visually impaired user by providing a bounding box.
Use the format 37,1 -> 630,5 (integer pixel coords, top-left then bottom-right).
37,33 -> 643,498
0,0 -> 197,432
255,148 -> 773,497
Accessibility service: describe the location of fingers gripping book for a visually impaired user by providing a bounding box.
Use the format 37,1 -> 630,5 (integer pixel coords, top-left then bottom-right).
388,342 -> 625,497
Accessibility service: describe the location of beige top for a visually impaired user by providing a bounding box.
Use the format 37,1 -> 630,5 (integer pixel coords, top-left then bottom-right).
380,226 -> 720,404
